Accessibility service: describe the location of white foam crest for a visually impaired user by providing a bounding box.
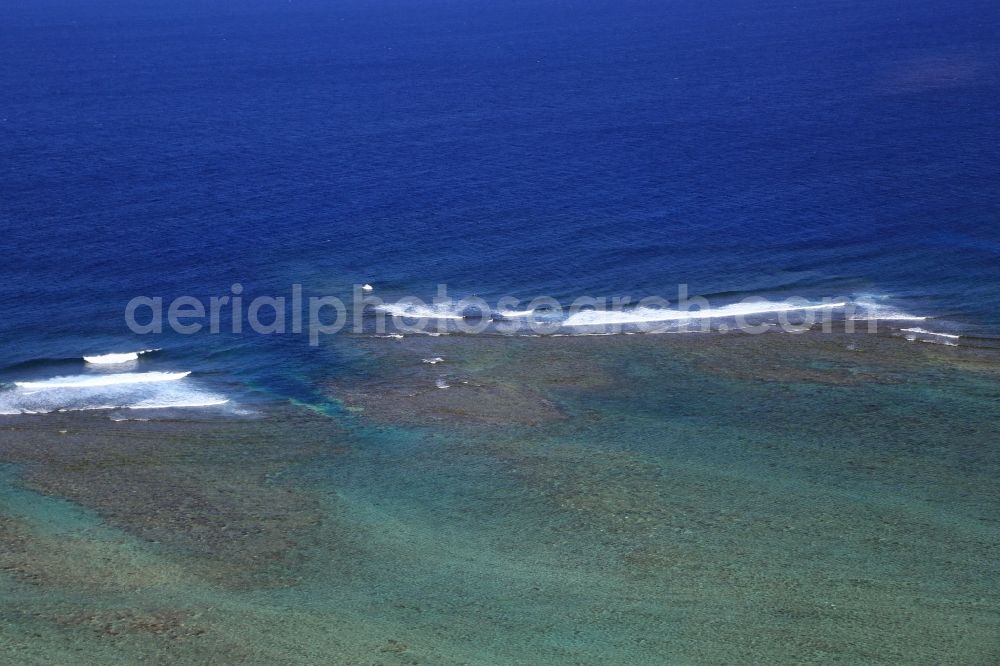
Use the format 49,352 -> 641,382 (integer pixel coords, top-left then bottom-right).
129,396 -> 230,409
901,334 -> 959,346
83,349 -> 157,365
15,371 -> 190,390
563,301 -> 847,327
422,357 -> 445,364
497,309 -> 538,317
376,303 -> 468,320
900,327 -> 960,340
849,297 -> 927,321
493,308 -> 557,320
850,312 -> 928,321
0,372 -> 227,415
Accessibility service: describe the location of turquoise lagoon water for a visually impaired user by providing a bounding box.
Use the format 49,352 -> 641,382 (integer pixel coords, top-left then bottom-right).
1,330 -> 998,663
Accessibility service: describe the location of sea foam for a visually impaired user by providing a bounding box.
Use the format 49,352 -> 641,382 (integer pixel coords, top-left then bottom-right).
899,327 -> 961,345
848,296 -> 927,322
15,371 -> 190,390
562,300 -> 847,327
83,349 -> 157,365
0,371 -> 227,415
375,303 -> 483,320
900,327 -> 960,340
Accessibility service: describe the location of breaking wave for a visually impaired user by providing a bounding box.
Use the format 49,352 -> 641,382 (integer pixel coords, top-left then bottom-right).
562,300 -> 848,327
375,303 -> 471,320
83,349 -> 158,364
0,371 -> 228,415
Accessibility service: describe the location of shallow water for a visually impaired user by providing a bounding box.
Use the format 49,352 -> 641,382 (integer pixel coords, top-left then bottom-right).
1,331 -> 997,664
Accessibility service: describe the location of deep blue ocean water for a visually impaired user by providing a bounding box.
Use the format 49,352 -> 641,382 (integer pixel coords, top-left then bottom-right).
2,0 -> 999,409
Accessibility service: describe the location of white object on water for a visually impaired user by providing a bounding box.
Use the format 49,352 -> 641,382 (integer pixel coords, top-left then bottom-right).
362,284 -> 374,292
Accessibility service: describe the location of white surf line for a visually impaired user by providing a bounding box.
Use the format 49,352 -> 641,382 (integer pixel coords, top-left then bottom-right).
15,371 -> 191,390
84,349 -> 158,364
563,301 -> 849,327
900,328 -> 960,339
